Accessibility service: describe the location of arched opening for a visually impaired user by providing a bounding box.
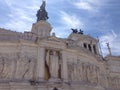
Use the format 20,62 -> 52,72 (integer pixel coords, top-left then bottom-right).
88,44 -> 92,52
58,64 -> 61,79
53,87 -> 58,90
83,43 -> 87,49
93,45 -> 97,54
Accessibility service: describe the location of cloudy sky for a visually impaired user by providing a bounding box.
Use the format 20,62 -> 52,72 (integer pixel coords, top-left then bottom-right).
0,0 -> 120,56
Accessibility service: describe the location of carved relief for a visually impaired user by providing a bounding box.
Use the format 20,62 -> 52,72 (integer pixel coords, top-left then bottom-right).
86,64 -> 91,82
0,56 -> 10,78
82,63 -> 87,81
108,77 -> 120,89
74,63 -> 78,81
76,61 -> 82,81
0,53 -> 36,80
68,62 -> 74,81
15,53 -> 36,80
67,59 -> 100,84
0,53 -> 18,79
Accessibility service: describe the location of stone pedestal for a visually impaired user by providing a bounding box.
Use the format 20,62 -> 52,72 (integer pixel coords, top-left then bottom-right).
48,78 -> 61,82
31,20 -> 52,38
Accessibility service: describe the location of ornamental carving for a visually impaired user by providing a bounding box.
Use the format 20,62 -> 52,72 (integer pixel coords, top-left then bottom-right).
0,53 -> 36,80
67,60 -> 100,84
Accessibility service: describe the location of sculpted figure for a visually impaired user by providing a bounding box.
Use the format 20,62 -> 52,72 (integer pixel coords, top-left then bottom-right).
82,63 -> 87,81
67,63 -> 71,80
40,0 -> 46,10
51,51 -> 59,78
67,62 -> 74,81
0,55 -> 12,79
0,56 -> 4,78
77,62 -> 82,81
71,28 -> 78,33
86,64 -> 91,82
90,65 -> 94,83
74,63 -> 78,81
89,65 -> 93,83
15,54 -> 35,80
78,29 -> 84,34
91,66 -> 98,84
46,50 -> 60,79
95,67 -> 99,83
23,56 -> 35,79
36,1 -> 49,21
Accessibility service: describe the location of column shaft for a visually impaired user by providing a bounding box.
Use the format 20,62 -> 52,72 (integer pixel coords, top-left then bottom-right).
36,47 -> 45,81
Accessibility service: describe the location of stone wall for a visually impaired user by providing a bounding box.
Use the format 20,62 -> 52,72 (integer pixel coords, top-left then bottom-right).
0,27 -> 119,90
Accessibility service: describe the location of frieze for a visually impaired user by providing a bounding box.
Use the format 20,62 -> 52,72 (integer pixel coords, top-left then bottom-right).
67,60 -> 100,85
0,53 -> 36,81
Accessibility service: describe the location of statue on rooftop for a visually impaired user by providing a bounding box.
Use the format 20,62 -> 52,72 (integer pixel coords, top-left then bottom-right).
36,1 -> 49,22
71,28 -> 78,33
78,29 -> 84,34
71,28 -> 84,34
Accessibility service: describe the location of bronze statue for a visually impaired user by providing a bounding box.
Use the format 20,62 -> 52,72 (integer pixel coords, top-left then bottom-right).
78,29 -> 84,34
71,28 -> 78,33
71,28 -> 84,34
40,0 -> 46,10
36,1 -> 49,22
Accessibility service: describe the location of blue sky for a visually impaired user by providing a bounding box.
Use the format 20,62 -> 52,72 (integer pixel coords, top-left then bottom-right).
0,0 -> 120,56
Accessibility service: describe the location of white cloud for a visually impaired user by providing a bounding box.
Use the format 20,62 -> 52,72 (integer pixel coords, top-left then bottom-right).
75,1 -> 94,11
25,5 -> 39,11
51,26 -> 70,38
5,20 -> 31,32
60,11 -> 84,29
86,0 -> 101,5
73,0 -> 102,12
50,11 -> 84,38
4,0 -> 14,6
99,30 -> 120,56
46,0 -> 65,4
1,0 -> 40,32
100,30 -> 117,43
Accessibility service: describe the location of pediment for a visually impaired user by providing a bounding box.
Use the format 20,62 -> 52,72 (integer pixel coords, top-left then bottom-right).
47,36 -> 62,42
37,36 -> 66,49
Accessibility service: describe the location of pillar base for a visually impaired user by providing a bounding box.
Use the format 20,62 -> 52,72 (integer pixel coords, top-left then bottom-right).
48,77 -> 61,82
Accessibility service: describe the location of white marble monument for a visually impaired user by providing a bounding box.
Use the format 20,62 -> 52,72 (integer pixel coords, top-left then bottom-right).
0,1 -> 119,90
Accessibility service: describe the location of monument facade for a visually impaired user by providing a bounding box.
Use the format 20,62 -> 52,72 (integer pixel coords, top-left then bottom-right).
0,1 -> 120,90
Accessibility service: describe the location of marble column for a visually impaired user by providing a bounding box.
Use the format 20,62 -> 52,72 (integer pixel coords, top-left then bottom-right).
91,45 -> 94,54
61,51 -> 68,82
36,47 -> 45,81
